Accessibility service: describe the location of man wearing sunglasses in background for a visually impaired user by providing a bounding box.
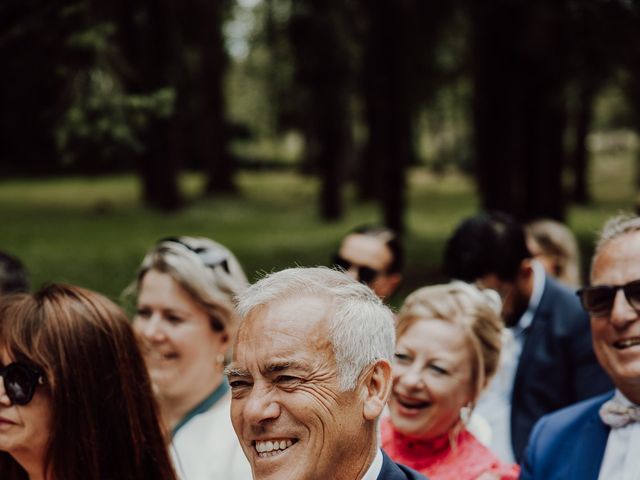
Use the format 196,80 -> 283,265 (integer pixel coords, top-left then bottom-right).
521,214 -> 640,480
332,225 -> 403,301
443,212 -> 612,464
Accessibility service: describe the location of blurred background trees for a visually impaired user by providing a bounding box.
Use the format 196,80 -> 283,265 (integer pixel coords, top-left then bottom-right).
2,0 -> 640,230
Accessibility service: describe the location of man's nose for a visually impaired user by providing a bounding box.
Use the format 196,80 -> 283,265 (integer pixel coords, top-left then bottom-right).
242,384 -> 281,426
609,289 -> 638,328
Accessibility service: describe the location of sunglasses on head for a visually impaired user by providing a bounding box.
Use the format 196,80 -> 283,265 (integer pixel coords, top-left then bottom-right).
577,279 -> 640,317
0,362 -> 45,406
332,255 -> 381,284
159,237 -> 230,274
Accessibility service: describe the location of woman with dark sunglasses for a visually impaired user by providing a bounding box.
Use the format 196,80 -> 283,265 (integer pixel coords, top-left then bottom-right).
126,237 -> 251,480
0,284 -> 177,480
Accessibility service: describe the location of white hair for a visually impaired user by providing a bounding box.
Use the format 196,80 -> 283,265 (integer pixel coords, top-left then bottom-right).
595,213 -> 640,253
592,213 -> 640,280
235,266 -> 395,391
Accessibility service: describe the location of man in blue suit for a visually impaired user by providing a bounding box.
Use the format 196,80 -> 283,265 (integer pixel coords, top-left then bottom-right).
443,212 -> 612,463
521,214 -> 640,479
226,267 -> 427,480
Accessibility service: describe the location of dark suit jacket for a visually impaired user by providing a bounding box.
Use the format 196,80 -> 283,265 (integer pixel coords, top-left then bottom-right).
510,275 -> 612,462
520,391 -> 612,480
378,451 -> 428,480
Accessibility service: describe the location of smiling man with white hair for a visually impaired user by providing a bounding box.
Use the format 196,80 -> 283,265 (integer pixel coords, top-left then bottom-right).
225,267 -> 427,480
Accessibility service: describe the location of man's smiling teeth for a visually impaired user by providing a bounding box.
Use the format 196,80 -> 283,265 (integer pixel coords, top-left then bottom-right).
614,338 -> 640,349
255,439 -> 294,457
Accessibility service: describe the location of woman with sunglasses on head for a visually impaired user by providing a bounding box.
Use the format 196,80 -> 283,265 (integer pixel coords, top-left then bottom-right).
128,236 -> 251,480
0,284 -> 176,480
382,282 -> 519,480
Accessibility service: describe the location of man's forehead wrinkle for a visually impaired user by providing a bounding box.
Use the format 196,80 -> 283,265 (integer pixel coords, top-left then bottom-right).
264,360 -> 310,373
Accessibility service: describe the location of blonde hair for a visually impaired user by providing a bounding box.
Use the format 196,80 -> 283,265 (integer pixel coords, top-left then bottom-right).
126,236 -> 248,337
396,282 -> 503,403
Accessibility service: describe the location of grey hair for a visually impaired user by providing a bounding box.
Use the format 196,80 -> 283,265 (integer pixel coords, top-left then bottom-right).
235,266 -> 395,391
126,236 -> 248,335
594,213 -> 640,254
590,214 -> 640,282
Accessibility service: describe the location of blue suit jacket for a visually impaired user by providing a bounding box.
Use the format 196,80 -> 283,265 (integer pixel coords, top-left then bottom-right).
520,391 -> 612,480
378,451 -> 428,480
510,276 -> 612,462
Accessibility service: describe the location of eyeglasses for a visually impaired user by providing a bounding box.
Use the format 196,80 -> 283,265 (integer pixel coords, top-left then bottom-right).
577,279 -> 640,317
0,362 -> 45,406
159,237 -> 230,274
332,254 -> 382,284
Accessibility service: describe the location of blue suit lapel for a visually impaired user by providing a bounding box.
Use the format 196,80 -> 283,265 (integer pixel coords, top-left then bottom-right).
378,450 -> 426,480
513,279 -> 553,393
568,412 -> 610,480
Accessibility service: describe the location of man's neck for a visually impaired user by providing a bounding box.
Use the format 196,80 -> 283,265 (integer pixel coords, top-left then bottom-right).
618,383 -> 640,406
335,440 -> 379,480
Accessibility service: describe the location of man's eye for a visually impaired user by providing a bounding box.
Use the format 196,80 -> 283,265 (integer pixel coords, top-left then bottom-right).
276,375 -> 299,384
229,380 -> 251,389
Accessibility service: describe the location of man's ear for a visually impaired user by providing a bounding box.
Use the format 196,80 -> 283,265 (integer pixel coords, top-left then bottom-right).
361,359 -> 392,421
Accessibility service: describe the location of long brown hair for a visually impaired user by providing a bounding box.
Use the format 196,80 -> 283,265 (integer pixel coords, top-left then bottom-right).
0,284 -> 177,480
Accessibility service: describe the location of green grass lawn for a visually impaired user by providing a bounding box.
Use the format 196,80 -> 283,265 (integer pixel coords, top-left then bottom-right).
0,149 -> 636,309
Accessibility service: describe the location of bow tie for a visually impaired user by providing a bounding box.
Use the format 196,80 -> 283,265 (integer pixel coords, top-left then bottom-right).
599,397 -> 640,428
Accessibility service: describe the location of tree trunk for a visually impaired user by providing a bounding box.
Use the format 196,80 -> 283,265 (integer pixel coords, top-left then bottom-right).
571,83 -> 596,205
358,0 -> 416,232
198,0 -> 236,195
290,1 -> 353,220
110,0 -> 183,210
470,0 -> 570,221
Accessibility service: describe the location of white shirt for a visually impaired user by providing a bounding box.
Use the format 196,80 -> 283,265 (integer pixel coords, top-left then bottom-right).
361,448 -> 383,480
598,391 -> 640,480
474,260 -> 546,463
171,390 -> 252,480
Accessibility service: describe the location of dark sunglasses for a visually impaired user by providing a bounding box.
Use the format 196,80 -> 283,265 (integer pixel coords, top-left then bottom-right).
0,362 -> 45,406
159,237 -> 230,274
577,279 -> 640,317
332,254 -> 381,284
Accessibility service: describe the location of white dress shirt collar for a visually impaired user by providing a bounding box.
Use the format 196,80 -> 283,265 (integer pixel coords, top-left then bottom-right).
598,390 -> 640,480
361,448 -> 384,480
514,259 -> 545,334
